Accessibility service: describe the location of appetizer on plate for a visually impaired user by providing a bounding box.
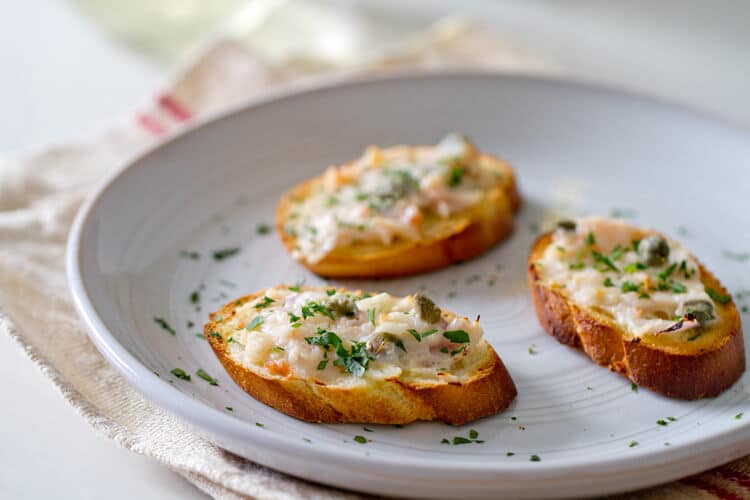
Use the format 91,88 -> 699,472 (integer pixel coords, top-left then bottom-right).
528,216 -> 745,399
205,286 -> 517,425
276,134 -> 521,278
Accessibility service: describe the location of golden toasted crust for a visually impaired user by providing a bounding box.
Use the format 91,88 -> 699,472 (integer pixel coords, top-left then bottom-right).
528,232 -> 745,399
205,292 -> 517,425
275,149 -> 521,279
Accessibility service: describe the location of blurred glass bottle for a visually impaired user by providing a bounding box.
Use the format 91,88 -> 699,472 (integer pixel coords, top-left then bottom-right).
67,0 -> 430,68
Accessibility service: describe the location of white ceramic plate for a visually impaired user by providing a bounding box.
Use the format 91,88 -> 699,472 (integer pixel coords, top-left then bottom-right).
67,72 -> 750,499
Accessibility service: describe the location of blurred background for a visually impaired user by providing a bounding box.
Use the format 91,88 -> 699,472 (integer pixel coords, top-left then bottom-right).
2,0 -> 750,153
1,1 -> 749,499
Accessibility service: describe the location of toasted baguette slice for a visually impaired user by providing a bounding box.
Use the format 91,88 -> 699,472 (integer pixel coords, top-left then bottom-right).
528,217 -> 744,399
276,134 -> 521,279
205,286 -> 516,425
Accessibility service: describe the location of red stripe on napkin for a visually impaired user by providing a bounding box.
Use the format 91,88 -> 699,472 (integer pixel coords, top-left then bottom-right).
158,94 -> 192,121
680,476 -> 744,500
135,113 -> 167,136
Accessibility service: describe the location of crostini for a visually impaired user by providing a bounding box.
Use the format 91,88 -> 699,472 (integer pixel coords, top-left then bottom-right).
205,286 -> 517,425
528,216 -> 745,399
276,134 -> 521,278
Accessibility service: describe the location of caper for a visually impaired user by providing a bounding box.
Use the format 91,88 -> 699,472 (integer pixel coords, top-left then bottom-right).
367,333 -> 386,354
415,293 -> 442,323
327,297 -> 357,318
677,300 -> 715,325
638,235 -> 670,266
557,220 -> 577,231
367,333 -> 399,357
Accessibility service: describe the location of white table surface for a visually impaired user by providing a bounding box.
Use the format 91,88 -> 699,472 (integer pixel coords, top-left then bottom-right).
1,1 -> 749,498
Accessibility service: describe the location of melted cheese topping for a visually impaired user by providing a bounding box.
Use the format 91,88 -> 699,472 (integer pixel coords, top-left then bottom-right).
221,287 -> 485,384
285,134 -> 501,263
537,217 -> 716,337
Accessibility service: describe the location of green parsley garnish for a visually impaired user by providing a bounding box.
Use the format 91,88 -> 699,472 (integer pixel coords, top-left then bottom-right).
256,223 -> 271,235
603,277 -> 615,287
441,438 -> 450,444
212,247 -> 240,261
447,166 -> 465,187
453,437 -> 472,445
170,368 -> 191,381
629,441 -> 638,448
735,413 -> 743,420
624,262 -> 647,273
272,346 -> 285,352
451,345 -> 466,356
254,296 -> 275,309
246,316 -> 264,331
506,452 -> 515,456
656,419 -> 668,426
469,429 -> 479,439
317,360 -> 328,370
190,291 -> 200,304
631,382 -> 638,392
569,262 -> 585,270
611,245 -> 624,260
225,406 -> 233,411
326,289 -> 336,296
196,369 -> 218,386
592,251 -> 619,272
301,301 -> 333,320
585,232 -> 596,245
255,422 -> 264,427
306,328 -> 372,377
670,282 -> 686,294
363,427 -> 374,432
153,317 -> 176,336
354,435 -> 367,444
528,345 -> 537,355
658,262 -> 677,281
368,308 -> 376,326
621,281 -> 640,293
723,250 -> 750,262
679,260 -> 692,279
407,328 -> 438,342
443,330 -> 470,343
667,416 -> 677,422
530,455 -> 541,462
208,331 -> 222,340
288,280 -> 305,292
707,288 -> 732,305
288,312 -> 301,328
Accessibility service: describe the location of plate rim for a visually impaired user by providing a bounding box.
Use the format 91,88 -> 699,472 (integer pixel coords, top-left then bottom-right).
66,69 -> 750,494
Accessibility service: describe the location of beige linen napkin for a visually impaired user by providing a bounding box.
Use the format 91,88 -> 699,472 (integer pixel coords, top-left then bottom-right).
1,16 -> 748,500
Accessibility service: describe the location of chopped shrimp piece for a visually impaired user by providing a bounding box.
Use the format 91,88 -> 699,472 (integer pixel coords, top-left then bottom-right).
265,360 -> 290,376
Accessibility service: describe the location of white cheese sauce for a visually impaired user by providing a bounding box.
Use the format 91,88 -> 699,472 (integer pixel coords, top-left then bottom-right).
285,134 -> 500,263
222,287 -> 484,383
537,217 -> 716,337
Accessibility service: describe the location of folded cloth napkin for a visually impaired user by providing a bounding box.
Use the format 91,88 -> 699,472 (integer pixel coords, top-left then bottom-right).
1,17 -> 748,500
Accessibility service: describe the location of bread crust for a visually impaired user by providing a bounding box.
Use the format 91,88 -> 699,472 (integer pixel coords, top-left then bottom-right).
528,232 -> 745,399
205,292 -> 517,425
275,150 -> 521,279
